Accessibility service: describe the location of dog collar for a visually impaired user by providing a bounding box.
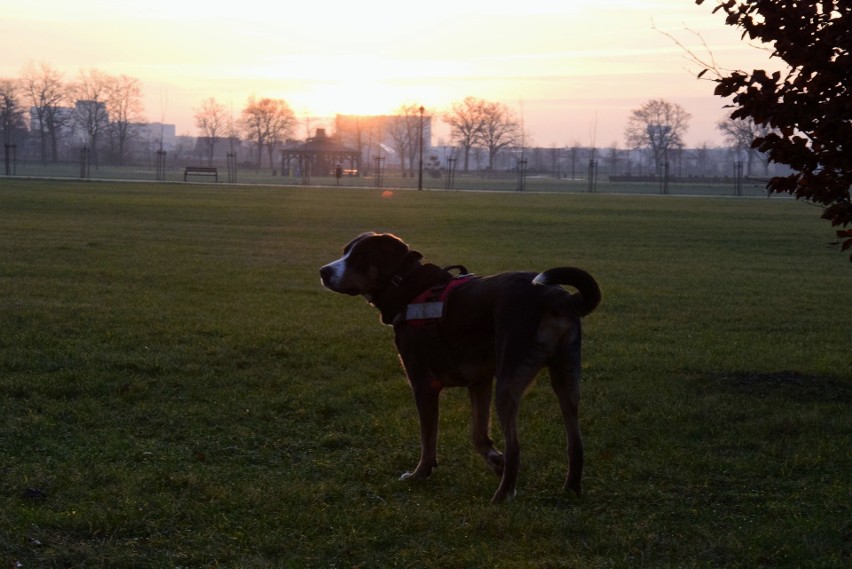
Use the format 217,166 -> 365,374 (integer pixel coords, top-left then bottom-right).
385,250 -> 424,287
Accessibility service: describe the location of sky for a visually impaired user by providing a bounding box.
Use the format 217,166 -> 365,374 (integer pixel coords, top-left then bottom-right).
0,0 -> 778,148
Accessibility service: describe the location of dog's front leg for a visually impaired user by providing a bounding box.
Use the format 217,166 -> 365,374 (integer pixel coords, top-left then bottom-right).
400,378 -> 440,481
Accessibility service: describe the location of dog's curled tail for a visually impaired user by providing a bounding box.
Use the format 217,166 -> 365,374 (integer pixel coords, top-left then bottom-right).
533,267 -> 601,317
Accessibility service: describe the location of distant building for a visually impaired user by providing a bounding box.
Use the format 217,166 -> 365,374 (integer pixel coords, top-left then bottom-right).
141,122 -> 177,151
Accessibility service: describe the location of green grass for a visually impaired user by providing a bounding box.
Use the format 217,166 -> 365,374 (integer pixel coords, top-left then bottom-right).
0,179 -> 849,568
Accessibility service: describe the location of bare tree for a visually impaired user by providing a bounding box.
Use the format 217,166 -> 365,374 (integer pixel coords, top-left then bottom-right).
717,117 -> 775,176
194,97 -> 228,166
479,100 -> 520,170
443,96 -> 485,171
387,114 -> 410,176
70,68 -> 112,166
693,142 -> 713,177
388,104 -> 422,176
240,96 -> 297,171
265,101 -> 296,172
0,78 -> 26,146
105,74 -> 144,165
606,143 -> 620,176
624,99 -> 691,176
20,62 -> 68,162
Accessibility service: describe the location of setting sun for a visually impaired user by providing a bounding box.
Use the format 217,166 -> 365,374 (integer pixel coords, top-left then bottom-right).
295,80 -> 452,118
1,0 -> 777,145
296,79 -> 418,117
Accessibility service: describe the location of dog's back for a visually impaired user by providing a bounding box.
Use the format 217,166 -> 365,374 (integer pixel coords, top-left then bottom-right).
396,268 -> 599,387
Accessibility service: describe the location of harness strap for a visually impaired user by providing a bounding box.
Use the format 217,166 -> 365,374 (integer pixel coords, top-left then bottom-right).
402,301 -> 445,320
395,275 -> 476,327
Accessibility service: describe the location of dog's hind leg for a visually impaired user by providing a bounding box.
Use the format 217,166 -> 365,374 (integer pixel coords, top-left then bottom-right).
548,328 -> 584,496
468,379 -> 504,476
491,368 -> 537,503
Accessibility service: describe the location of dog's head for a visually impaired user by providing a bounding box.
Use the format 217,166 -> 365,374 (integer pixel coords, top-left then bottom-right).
320,232 -> 420,299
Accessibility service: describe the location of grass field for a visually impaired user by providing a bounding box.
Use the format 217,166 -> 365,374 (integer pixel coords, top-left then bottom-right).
0,179 -> 849,568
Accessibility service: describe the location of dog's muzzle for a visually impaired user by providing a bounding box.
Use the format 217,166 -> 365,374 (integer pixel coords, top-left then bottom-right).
319,265 -> 335,287
320,263 -> 360,295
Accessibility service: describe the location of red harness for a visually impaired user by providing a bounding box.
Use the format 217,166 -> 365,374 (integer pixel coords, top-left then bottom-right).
398,275 -> 476,327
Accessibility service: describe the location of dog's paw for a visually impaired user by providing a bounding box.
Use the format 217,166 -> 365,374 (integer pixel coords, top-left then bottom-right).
400,468 -> 432,481
490,487 -> 517,504
400,471 -> 428,481
563,477 -> 582,497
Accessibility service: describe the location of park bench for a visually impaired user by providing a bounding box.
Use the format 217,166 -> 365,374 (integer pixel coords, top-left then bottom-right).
184,166 -> 218,182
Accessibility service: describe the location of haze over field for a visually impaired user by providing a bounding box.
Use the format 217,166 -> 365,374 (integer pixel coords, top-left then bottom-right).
1,0 -> 776,146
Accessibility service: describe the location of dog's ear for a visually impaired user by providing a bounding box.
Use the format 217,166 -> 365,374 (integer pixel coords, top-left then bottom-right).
372,234 -> 408,273
372,234 -> 420,276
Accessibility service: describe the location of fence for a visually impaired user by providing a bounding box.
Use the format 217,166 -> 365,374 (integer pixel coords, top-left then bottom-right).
1,158 -> 772,197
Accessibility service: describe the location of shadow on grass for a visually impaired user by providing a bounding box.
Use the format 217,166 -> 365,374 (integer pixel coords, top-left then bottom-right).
706,371 -> 851,403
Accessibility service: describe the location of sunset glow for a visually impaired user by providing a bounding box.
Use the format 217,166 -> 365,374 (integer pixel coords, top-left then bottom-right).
0,0 -> 776,146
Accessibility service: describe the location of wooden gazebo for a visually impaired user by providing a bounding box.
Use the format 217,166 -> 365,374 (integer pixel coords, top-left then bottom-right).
280,128 -> 360,183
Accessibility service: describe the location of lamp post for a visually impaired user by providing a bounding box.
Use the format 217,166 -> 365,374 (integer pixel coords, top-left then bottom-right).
418,105 -> 424,191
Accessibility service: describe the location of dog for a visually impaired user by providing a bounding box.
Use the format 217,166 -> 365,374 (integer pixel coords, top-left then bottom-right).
320,232 -> 600,503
